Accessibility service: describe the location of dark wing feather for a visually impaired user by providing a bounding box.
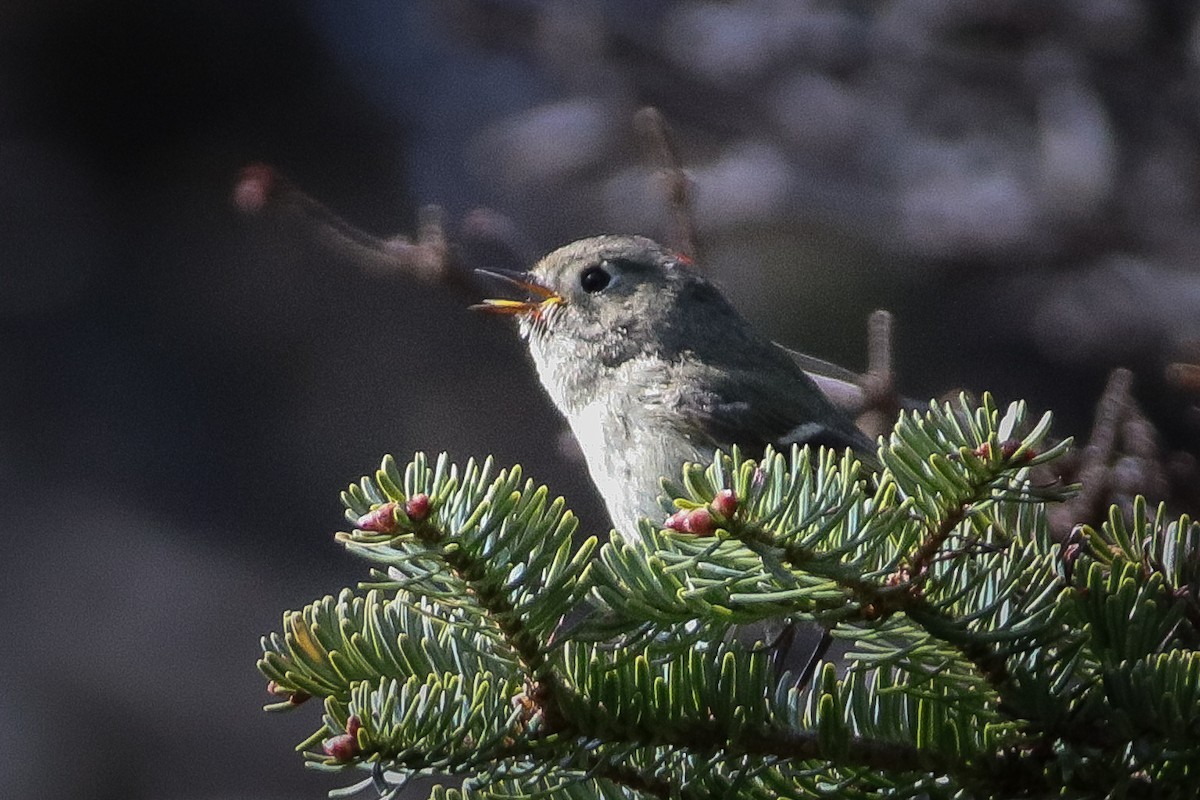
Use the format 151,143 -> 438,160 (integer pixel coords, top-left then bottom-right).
673,360 -> 875,461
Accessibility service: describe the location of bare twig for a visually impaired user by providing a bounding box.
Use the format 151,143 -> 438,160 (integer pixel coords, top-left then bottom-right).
1165,361 -> 1200,395
856,310 -> 900,439
1048,368 -> 1133,539
232,120 -> 900,434
866,309 -> 893,381
634,106 -> 699,263
232,163 -> 479,297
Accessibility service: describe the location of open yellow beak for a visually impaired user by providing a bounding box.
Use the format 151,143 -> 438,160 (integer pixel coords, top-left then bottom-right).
471,270 -> 564,317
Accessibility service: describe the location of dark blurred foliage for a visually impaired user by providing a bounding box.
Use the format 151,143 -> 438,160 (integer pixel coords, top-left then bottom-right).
3,1 -> 1200,798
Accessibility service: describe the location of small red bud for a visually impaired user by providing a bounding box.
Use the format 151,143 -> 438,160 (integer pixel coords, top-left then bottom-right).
975,439 -> 1035,462
233,163 -> 276,214
999,438 -> 1035,461
710,489 -> 738,518
322,733 -> 358,762
267,681 -> 309,705
684,507 -> 715,536
404,493 -> 431,521
665,510 -> 690,532
666,508 -> 718,535
345,715 -> 362,738
357,502 -> 399,533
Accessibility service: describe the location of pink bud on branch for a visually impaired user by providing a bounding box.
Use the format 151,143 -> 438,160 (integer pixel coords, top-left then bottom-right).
357,502 -> 399,533
404,493 -> 431,522
710,489 -> 738,518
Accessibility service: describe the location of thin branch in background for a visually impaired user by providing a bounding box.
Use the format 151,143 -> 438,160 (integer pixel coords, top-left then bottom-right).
1038,360 -> 1199,539
232,163 -> 479,297
1166,345 -> 1200,437
1164,348 -> 1200,510
856,310 -> 900,439
1049,368 -> 1132,539
459,207 -> 538,272
634,106 -> 699,264
230,138 -> 889,411
1166,360 -> 1200,397
379,204 -> 454,286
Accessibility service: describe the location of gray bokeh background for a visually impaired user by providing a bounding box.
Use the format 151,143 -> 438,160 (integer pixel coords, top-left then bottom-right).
3,2 -> 1200,798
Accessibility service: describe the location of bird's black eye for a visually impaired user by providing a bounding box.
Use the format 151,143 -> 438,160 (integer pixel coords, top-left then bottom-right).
579,265 -> 612,293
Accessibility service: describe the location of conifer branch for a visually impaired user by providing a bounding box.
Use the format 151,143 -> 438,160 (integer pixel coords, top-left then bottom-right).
258,398 -> 1200,799
407,515 -> 547,678
588,761 -> 675,800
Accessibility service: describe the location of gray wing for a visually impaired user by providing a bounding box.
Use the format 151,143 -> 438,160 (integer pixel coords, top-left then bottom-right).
673,360 -> 875,459
777,342 -> 923,416
775,342 -> 867,416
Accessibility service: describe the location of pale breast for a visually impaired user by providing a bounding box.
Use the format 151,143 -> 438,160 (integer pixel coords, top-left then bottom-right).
530,342 -> 714,540
566,378 -> 710,540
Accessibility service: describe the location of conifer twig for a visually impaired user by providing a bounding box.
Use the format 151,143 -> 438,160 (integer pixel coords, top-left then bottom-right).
590,761 -> 675,800
756,520 -> 1013,690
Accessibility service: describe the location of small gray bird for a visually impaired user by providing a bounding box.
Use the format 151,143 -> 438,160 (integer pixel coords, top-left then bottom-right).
476,234 -> 875,540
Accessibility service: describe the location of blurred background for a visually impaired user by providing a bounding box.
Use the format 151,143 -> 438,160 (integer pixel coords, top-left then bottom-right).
4,1 -> 1200,798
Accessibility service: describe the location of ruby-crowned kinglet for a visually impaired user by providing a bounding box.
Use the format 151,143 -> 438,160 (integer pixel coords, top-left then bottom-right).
475,234 -> 875,540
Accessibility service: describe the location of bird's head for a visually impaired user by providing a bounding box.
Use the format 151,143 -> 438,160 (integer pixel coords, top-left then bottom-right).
474,235 -> 722,365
